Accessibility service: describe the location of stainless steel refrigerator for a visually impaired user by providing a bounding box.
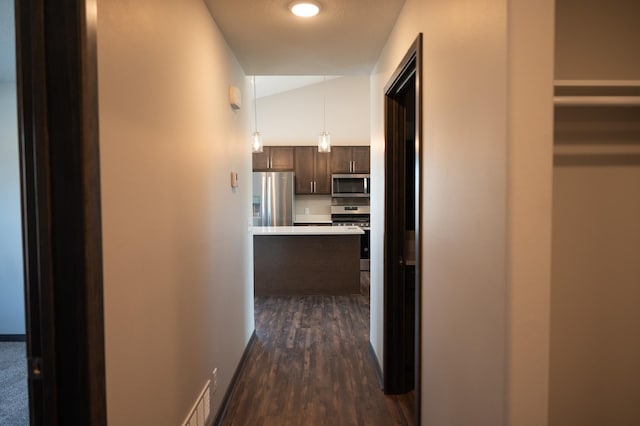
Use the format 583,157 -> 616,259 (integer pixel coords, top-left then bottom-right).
252,172 -> 295,226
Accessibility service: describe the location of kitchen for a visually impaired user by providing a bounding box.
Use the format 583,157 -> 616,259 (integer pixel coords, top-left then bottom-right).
249,75 -> 371,295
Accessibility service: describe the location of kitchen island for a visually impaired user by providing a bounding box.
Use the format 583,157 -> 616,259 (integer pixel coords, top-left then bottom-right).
253,226 -> 364,296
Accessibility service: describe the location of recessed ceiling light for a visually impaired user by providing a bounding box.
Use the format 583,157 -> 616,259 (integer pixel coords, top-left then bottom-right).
290,2 -> 320,18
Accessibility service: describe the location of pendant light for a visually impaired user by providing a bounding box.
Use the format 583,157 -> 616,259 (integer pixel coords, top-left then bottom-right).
318,76 -> 331,153
251,76 -> 263,153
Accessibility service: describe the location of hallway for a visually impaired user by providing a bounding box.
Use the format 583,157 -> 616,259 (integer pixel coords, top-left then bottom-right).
220,273 -> 414,425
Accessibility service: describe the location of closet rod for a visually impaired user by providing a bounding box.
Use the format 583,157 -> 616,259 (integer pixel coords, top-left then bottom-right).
554,96 -> 640,107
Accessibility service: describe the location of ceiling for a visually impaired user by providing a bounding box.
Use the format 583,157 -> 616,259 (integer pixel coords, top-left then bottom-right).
0,0 -> 406,83
205,0 -> 406,75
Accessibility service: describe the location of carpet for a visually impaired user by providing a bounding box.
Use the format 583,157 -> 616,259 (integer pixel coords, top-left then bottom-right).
0,342 -> 29,425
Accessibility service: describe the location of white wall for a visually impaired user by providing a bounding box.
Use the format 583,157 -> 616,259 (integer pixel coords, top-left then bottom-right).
256,75 -> 370,146
370,0 -> 554,424
0,81 -> 25,336
506,2 -> 554,425
97,1 -> 253,424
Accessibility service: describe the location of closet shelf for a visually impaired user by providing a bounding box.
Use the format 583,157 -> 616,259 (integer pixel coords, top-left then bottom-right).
554,80 -> 640,107
554,96 -> 640,106
554,80 -> 640,88
554,144 -> 640,156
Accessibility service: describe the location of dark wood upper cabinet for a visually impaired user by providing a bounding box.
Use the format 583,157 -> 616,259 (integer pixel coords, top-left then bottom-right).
331,146 -> 370,174
294,147 -> 331,195
252,146 -> 294,171
315,151 -> 331,193
351,147 -> 370,173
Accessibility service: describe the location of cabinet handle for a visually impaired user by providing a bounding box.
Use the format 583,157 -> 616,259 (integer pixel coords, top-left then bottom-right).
313,181 -> 317,193
310,181 -> 313,192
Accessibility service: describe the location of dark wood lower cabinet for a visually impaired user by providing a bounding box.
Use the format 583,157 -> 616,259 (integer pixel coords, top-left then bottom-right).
253,234 -> 360,295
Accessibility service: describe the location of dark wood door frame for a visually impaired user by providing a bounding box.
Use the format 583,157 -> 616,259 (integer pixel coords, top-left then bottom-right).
15,0 -> 107,424
383,34 -> 423,422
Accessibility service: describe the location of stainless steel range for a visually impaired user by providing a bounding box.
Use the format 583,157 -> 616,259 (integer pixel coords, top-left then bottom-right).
331,204 -> 370,271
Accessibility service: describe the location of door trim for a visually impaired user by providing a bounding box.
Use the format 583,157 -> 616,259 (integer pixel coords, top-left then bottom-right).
16,0 -> 107,424
383,33 -> 423,423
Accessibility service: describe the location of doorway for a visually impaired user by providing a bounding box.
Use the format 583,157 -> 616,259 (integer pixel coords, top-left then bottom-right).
383,33 -> 422,418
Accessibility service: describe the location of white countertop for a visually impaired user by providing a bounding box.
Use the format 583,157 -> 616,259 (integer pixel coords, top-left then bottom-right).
253,226 -> 364,236
293,214 -> 332,224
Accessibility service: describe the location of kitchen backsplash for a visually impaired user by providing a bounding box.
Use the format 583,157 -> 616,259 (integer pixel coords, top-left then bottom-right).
295,194 -> 332,215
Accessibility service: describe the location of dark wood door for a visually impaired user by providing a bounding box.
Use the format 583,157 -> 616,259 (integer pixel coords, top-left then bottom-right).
352,147 -> 370,173
383,35 -> 422,405
269,146 -> 294,170
294,147 -> 315,194
253,147 -> 294,171
330,146 -> 370,174
330,146 -> 352,173
315,151 -> 332,194
294,147 -> 331,194
252,149 -> 270,170
16,0 -> 108,423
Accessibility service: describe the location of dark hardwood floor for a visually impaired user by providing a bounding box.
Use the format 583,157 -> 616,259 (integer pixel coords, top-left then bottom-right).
220,272 -> 415,425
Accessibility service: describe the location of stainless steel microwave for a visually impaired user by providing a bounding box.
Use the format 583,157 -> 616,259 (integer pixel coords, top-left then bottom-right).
331,174 -> 370,197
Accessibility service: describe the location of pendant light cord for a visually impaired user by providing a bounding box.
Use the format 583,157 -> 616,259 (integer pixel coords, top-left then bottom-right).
323,95 -> 326,132
323,75 -> 327,132
253,75 -> 258,133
